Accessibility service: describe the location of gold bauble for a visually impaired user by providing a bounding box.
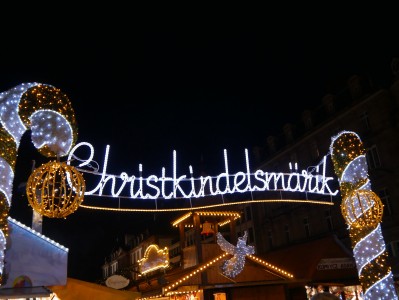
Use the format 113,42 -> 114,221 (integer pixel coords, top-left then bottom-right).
26,161 -> 85,218
341,189 -> 383,228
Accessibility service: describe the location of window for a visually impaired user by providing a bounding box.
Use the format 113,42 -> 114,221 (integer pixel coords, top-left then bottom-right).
303,217 -> 311,237
187,232 -> 194,246
103,267 -> 109,278
284,224 -> 290,243
379,188 -> 392,216
325,209 -> 333,231
111,262 -> 118,275
360,111 -> 370,130
366,145 -> 381,169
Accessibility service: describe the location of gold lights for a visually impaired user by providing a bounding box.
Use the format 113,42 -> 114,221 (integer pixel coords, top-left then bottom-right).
79,197 -> 333,213
163,252 -> 294,293
19,84 -> 78,157
26,160 -> 85,218
138,244 -> 169,275
171,210 -> 241,228
341,190 -> 383,229
247,255 -> 294,278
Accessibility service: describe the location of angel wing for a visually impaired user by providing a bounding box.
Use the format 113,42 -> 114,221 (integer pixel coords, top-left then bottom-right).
216,232 -> 236,255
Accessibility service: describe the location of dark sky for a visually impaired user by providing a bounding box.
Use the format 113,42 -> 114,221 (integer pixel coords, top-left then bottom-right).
2,29 -> 399,281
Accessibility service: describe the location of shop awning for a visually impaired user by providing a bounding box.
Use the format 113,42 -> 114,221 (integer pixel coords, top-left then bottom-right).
49,277 -> 141,300
0,286 -> 52,299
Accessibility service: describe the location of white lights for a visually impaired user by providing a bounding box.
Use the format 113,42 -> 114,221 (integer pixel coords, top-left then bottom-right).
0,157 -> 13,206
70,142 -> 339,200
7,217 -> 68,252
30,109 -> 74,156
216,231 -> 254,278
0,231 -> 5,277
0,83 -> 37,145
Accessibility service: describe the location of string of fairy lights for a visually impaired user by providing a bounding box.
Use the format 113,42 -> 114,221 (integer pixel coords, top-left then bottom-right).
80,198 -> 333,213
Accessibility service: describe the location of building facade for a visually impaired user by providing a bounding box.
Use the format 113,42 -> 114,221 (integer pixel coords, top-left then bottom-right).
246,67 -> 399,295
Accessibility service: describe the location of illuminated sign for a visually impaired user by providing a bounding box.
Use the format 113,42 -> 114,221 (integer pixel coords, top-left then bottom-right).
68,143 -> 338,201
317,258 -> 356,270
105,274 -> 129,289
139,244 -> 169,274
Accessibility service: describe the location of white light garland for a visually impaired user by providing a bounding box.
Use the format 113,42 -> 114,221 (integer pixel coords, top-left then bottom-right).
30,109 -> 74,156
0,231 -> 5,278
0,83 -> 38,145
69,143 -> 339,200
7,217 -> 68,252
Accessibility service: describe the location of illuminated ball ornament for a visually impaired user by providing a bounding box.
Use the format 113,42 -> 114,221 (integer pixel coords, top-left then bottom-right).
26,161 -> 85,218
341,190 -> 383,229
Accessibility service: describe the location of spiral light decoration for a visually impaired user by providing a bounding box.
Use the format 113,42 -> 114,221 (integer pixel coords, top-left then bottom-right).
330,131 -> 398,300
0,83 -> 79,285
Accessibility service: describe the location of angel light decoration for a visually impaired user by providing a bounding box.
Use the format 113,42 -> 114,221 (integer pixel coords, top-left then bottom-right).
216,231 -> 255,278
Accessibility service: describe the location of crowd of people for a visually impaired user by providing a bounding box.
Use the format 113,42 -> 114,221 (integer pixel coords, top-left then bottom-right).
305,284 -> 364,300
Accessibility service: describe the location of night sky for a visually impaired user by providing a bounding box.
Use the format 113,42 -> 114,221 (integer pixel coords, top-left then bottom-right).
1,28 -> 399,281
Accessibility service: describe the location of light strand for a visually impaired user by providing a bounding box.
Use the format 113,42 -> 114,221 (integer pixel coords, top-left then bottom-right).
80,198 -> 333,213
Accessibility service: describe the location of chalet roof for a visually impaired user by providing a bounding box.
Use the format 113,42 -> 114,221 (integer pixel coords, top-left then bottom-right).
171,210 -> 241,227
130,243 -> 294,298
